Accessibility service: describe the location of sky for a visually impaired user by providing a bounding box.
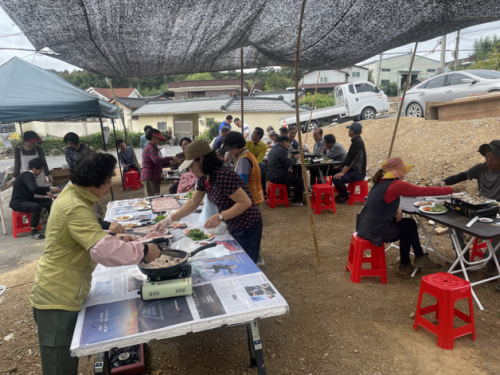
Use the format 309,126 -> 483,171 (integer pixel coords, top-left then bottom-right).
1,7 -> 500,74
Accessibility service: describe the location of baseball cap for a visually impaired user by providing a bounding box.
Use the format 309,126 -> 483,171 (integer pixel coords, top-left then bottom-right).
179,140 -> 213,170
346,122 -> 363,134
478,140 -> 500,158
149,129 -> 168,142
23,131 -> 42,143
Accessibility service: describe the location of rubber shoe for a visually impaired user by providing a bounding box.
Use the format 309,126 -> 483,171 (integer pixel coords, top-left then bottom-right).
414,254 -> 441,269
291,201 -> 306,206
337,193 -> 350,204
397,263 -> 415,275
257,257 -> 265,267
31,233 -> 45,240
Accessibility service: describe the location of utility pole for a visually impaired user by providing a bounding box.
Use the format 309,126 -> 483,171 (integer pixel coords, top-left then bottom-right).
440,34 -> 447,73
377,54 -> 382,86
454,30 -> 460,71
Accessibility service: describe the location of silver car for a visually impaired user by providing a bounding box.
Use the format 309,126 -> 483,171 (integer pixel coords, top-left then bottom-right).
400,69 -> 500,117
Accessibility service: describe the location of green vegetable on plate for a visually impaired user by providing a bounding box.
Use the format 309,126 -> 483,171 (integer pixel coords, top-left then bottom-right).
153,215 -> 166,223
187,228 -> 209,241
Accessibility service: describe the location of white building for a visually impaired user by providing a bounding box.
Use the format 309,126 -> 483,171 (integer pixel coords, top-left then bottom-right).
360,53 -> 440,89
298,66 -> 369,93
86,87 -> 142,101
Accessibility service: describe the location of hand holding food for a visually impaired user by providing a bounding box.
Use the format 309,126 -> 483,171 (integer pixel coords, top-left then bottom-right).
144,243 -> 161,263
109,221 -> 126,234
204,214 -> 222,230
50,186 -> 59,193
451,184 -> 467,193
155,215 -> 173,231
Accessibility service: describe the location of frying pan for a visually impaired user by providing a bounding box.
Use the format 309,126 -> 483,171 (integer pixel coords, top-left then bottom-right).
138,242 -> 217,278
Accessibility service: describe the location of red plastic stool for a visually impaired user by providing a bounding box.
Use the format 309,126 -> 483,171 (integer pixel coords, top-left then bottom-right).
266,183 -> 289,209
12,211 -> 41,239
311,184 -> 336,214
413,272 -> 476,350
124,171 -> 142,191
347,180 -> 369,206
346,232 -> 387,284
470,238 -> 491,261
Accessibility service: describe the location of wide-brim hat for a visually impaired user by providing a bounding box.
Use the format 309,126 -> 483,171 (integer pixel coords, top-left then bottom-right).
381,157 -> 414,179
179,140 -> 213,170
150,130 -> 167,142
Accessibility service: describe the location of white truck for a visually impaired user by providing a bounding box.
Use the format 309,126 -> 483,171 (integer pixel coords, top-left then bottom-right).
280,81 -> 390,132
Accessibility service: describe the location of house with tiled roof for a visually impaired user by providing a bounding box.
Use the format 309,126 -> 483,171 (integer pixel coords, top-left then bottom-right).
86,87 -> 142,101
132,94 -> 309,140
298,66 -> 369,93
168,79 -> 263,100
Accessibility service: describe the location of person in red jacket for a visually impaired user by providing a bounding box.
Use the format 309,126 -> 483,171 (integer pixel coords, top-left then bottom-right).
356,157 -> 466,275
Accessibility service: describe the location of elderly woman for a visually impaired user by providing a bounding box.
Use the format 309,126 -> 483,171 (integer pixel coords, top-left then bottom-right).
116,138 -> 138,173
156,140 -> 263,262
267,130 -> 279,148
13,131 -> 52,188
63,132 -> 90,168
169,137 -> 192,194
287,127 -> 299,150
29,151 -> 160,375
356,157 -> 466,275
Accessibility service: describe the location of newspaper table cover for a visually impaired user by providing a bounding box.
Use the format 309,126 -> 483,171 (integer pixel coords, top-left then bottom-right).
71,199 -> 289,356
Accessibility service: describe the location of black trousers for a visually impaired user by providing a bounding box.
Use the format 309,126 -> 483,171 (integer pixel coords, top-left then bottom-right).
269,173 -> 304,203
230,217 -> 263,263
169,182 -> 179,194
10,198 -> 52,227
387,218 -> 424,265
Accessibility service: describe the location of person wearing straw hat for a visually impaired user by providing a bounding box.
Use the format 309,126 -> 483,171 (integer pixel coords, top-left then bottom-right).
356,157 -> 466,275
155,140 -> 263,263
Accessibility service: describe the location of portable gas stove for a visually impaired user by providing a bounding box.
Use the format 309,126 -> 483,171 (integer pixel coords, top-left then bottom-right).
137,264 -> 193,301
108,344 -> 145,375
444,198 -> 499,218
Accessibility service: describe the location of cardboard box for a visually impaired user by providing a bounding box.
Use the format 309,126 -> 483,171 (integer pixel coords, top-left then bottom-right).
50,168 -> 71,185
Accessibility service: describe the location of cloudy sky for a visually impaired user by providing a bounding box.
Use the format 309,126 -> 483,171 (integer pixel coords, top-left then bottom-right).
1,7 -> 500,74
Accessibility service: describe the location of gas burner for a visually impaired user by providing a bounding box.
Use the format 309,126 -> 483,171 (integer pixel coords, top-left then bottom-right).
146,264 -> 192,282
108,344 -> 145,374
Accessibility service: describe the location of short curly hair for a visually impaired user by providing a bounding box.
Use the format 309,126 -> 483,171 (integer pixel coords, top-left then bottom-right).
116,138 -> 126,148
70,150 -> 117,187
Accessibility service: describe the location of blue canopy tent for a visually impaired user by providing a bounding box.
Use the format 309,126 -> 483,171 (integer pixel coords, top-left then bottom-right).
0,57 -> 123,199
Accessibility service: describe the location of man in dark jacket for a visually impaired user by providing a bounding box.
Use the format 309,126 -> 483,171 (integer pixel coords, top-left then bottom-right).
333,122 -> 367,204
267,136 -> 305,206
9,158 -> 59,239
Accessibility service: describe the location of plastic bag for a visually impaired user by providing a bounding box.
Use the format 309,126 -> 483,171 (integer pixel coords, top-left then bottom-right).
170,237 -> 198,253
199,195 -> 218,225
206,221 -> 228,235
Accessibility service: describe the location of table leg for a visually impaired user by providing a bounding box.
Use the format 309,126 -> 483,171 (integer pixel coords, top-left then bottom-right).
318,167 -> 325,184
0,195 -> 7,235
246,320 -> 266,375
414,216 -> 452,263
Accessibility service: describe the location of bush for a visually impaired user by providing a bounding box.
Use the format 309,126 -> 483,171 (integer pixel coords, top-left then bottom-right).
380,82 -> 398,97
196,118 -> 219,141
299,92 -> 335,109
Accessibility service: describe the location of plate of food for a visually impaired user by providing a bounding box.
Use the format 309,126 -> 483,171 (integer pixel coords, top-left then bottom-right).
321,157 -> 330,163
303,159 -> 311,164
172,222 -> 188,229
185,228 -> 214,242
184,191 -> 194,201
114,215 -> 134,221
124,223 -> 137,229
414,201 -> 433,207
134,205 -> 151,211
479,218 -> 493,223
419,204 -> 448,215
135,200 -> 150,206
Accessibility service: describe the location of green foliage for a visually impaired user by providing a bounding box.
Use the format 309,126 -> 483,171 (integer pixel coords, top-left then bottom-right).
471,35 -> 500,61
471,46 -> 500,71
299,92 -> 335,109
380,81 -> 398,97
263,72 -> 292,91
368,70 -> 374,82
196,118 -> 220,141
186,72 -> 213,81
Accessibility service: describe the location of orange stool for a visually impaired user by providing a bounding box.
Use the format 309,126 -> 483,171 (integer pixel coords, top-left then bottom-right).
347,180 -> 369,206
413,273 -> 476,350
470,238 -> 491,261
311,184 -> 336,214
266,183 -> 289,209
346,232 -> 387,284
124,171 -> 142,191
12,211 -> 41,239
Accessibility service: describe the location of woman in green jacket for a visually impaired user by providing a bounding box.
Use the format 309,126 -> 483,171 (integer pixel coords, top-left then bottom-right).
29,151 -> 160,375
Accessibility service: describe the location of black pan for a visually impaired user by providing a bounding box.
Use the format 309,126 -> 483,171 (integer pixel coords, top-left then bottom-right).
138,242 -> 217,278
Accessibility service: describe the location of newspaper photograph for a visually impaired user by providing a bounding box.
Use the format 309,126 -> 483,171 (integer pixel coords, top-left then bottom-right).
83,271 -> 145,307
191,252 -> 260,285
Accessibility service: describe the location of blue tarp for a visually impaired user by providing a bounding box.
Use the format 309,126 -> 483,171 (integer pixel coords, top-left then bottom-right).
0,57 -> 119,123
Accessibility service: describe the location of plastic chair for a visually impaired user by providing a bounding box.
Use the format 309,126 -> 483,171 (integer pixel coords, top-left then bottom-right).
413,273 -> 476,350
12,211 -> 41,239
124,170 -> 142,191
347,180 -> 369,206
470,238 -> 491,261
346,232 -> 387,284
266,183 -> 289,209
311,184 -> 336,214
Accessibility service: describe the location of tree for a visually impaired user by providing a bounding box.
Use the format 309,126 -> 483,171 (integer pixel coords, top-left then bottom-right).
380,82 -> 398,97
299,92 -> 335,108
185,72 -> 213,81
471,35 -> 500,61
471,46 -> 500,71
264,73 -> 291,91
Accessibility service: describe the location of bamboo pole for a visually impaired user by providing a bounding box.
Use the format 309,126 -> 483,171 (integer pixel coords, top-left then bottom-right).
99,115 -> 114,201
388,42 -> 418,158
107,78 -> 142,174
304,70 -> 321,144
240,47 -> 245,136
294,0 -> 321,271
111,118 -> 124,190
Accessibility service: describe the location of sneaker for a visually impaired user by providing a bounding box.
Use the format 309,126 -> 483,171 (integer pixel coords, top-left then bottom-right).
257,257 -> 265,267
397,263 -> 415,275
414,254 -> 441,269
291,201 -> 306,206
337,193 -> 350,204
31,232 -> 45,240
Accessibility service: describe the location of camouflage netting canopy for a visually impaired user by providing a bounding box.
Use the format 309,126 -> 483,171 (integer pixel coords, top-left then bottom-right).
2,0 -> 500,77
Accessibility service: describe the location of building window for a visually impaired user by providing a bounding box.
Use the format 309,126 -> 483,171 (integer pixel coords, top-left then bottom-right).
157,122 -> 167,131
352,72 -> 360,77
320,77 -> 328,83
427,69 -> 436,72
381,80 -> 390,85
132,115 -> 139,120
381,68 -> 391,72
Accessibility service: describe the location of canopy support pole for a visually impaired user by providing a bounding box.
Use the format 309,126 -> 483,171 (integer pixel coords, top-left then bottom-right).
388,42 -> 418,158
18,122 -> 23,141
107,78 -> 142,175
304,70 -> 321,145
240,47 -> 244,136
112,119 -> 124,191
294,0 -> 321,271
99,115 -> 114,201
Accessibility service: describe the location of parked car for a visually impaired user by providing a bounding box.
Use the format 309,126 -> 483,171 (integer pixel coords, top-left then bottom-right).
400,69 -> 500,117
280,81 -> 390,132
0,122 -> 16,133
